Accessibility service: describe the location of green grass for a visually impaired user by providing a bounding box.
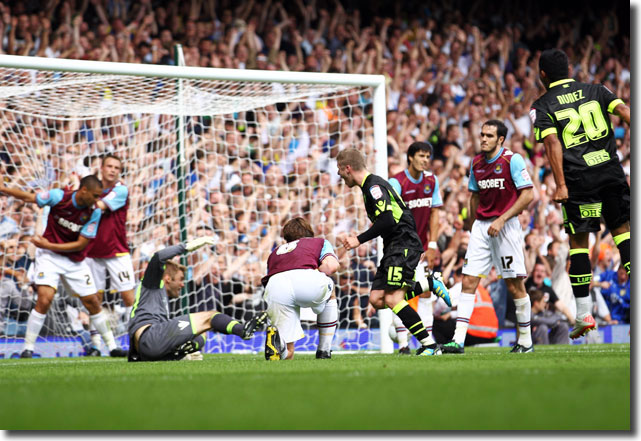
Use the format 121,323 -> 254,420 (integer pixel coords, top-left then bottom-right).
0,344 -> 629,430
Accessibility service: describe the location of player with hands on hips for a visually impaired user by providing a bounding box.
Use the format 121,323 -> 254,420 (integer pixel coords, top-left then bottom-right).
444,120 -> 534,354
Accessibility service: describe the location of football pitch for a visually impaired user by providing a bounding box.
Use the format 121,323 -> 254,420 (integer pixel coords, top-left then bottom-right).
0,344 -> 630,431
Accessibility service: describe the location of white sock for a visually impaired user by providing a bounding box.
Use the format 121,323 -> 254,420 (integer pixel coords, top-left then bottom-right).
416,277 -> 430,293
90,310 -> 117,351
89,325 -> 101,349
576,296 -> 592,320
392,314 -> 409,348
23,309 -> 47,351
453,292 -> 476,346
317,298 -> 337,352
417,297 -> 435,345
514,296 -> 532,347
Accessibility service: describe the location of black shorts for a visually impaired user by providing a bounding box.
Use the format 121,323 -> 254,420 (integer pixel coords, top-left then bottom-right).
371,247 -> 422,291
563,177 -> 630,234
132,314 -> 206,361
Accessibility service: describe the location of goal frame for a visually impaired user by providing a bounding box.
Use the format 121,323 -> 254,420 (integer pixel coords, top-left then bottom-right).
0,53 -> 395,354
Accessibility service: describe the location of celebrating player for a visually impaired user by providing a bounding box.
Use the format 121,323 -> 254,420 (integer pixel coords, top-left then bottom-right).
261,217 -> 339,360
85,154 -> 135,355
531,48 -> 631,339
127,237 -> 267,362
388,141 -> 443,354
454,120 -> 534,354
336,148 -> 450,356
0,175 -> 124,358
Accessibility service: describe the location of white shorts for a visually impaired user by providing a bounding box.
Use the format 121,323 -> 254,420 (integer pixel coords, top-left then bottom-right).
86,254 -> 136,292
33,248 -> 97,297
263,269 -> 334,343
462,217 -> 526,279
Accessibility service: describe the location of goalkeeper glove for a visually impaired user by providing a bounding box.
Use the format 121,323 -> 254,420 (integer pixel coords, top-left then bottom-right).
185,236 -> 216,252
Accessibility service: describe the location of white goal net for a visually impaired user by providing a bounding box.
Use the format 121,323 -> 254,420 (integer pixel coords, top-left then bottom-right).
0,55 -> 389,358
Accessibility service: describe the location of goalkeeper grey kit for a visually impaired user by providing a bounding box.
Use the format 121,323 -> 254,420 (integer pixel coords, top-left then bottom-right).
128,244 -> 199,361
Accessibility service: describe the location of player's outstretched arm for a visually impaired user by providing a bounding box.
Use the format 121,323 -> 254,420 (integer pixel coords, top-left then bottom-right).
143,243 -> 191,289
346,210 -> 395,250
149,236 -> 215,268
0,184 -> 37,204
143,237 -> 216,288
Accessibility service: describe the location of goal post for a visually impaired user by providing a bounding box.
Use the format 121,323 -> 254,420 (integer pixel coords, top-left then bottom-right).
0,53 -> 395,357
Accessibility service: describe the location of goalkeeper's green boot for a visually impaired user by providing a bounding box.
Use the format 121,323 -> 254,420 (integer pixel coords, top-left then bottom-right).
441,341 -> 465,354
242,311 -> 268,340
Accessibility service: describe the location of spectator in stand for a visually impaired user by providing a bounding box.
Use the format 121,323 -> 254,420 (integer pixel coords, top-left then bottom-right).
0,194 -> 18,239
529,288 -> 569,345
0,238 -> 34,336
525,262 -> 574,326
599,265 -> 630,324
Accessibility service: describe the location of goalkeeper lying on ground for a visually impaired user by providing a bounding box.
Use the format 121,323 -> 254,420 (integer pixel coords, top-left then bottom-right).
128,237 -> 267,362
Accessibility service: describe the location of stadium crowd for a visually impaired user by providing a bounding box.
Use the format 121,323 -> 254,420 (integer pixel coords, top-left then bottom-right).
0,0 -> 630,340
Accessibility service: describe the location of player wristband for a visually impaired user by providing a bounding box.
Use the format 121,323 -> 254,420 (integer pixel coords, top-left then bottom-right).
428,242 -> 438,250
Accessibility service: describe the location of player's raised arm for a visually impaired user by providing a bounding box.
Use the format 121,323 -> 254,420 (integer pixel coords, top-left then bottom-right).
142,237 -> 216,289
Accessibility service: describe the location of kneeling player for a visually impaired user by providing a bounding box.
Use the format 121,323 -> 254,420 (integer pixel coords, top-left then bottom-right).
128,237 -> 267,362
261,217 -> 339,360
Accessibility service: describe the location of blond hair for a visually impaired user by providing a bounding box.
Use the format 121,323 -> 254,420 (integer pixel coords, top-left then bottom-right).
164,259 -> 187,277
336,148 -> 366,171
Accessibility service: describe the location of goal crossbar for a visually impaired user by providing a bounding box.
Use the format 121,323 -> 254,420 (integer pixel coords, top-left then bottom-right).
0,54 -> 385,87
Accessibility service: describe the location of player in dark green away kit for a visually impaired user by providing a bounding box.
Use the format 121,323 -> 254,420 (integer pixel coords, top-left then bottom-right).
531,48 -> 630,340
336,148 -> 451,356
128,237 -> 267,361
